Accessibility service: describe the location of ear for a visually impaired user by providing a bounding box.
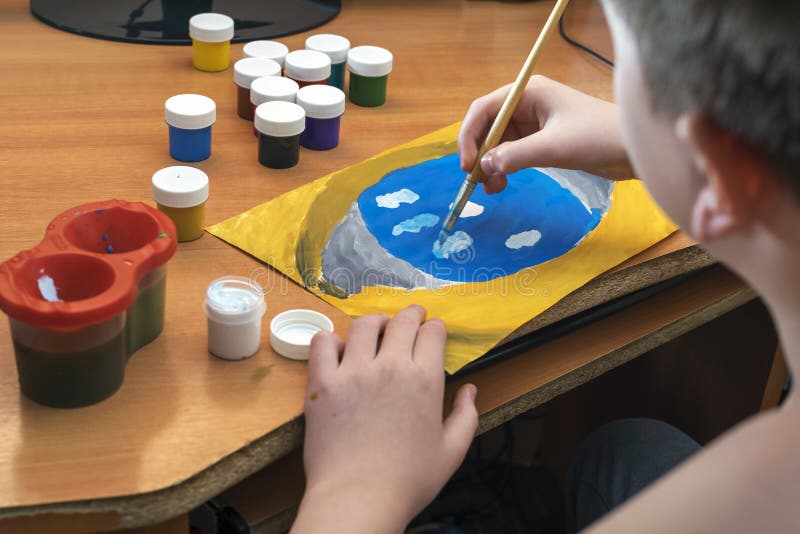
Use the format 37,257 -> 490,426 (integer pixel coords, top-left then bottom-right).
675,114 -> 766,243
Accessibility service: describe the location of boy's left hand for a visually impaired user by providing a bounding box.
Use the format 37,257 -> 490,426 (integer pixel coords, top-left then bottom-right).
292,305 -> 479,533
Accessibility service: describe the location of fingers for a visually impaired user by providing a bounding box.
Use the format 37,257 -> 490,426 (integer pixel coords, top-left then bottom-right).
378,305 -> 427,361
479,130 -> 560,188
443,384 -> 479,470
308,330 -> 344,383
412,317 -> 447,373
457,84 -> 513,172
342,314 -> 389,366
482,173 -> 508,194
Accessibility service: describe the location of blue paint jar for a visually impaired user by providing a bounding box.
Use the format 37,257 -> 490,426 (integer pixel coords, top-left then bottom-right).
305,34 -> 350,91
254,101 -> 306,169
165,94 -> 216,162
296,85 -> 345,151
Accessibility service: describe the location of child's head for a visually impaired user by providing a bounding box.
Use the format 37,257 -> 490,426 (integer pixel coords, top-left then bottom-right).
602,0 -> 799,293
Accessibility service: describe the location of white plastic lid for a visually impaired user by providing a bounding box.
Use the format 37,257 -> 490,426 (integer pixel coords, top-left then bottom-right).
189,13 -> 234,43
205,276 -> 267,325
165,94 -> 216,130
152,166 -> 209,208
242,40 -> 289,66
254,101 -> 306,137
270,309 -> 334,360
296,85 -> 345,119
305,34 -> 351,63
250,76 -> 299,105
284,50 -> 331,82
347,45 -> 393,77
234,57 -> 282,88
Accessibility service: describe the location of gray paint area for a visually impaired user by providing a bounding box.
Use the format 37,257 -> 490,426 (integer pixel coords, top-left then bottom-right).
320,202 -> 453,296
537,168 -> 613,214
319,168 -> 612,298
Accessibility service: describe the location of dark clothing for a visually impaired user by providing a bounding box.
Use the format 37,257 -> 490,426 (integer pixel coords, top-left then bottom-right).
567,418 -> 701,532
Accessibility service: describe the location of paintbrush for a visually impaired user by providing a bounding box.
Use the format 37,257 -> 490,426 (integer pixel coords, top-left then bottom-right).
435,0 -> 571,251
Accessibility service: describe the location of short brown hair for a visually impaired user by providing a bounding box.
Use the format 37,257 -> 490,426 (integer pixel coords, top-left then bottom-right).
606,0 -> 800,187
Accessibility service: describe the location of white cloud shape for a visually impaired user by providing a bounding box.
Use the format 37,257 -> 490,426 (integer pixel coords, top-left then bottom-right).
448,201 -> 485,218
433,231 -> 473,259
505,229 -> 542,250
376,188 -> 419,208
392,213 -> 440,236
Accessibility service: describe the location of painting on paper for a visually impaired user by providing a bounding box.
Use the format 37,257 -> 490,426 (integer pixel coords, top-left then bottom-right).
208,123 -> 676,373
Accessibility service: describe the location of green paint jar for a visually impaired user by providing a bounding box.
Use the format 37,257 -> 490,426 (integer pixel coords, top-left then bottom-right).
347,46 -> 393,107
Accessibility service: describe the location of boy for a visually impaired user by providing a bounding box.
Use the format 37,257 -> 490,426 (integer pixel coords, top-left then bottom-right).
291,1 -> 800,531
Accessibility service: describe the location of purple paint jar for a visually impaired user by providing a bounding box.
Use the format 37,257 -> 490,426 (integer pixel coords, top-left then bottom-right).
234,58 -> 282,120
250,76 -> 299,136
254,101 -> 306,169
296,85 -> 345,151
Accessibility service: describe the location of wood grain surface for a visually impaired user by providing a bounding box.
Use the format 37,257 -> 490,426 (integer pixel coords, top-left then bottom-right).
0,0 -> 725,529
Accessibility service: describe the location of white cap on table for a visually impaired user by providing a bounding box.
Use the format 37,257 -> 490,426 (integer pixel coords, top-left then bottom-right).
270,309 -> 334,360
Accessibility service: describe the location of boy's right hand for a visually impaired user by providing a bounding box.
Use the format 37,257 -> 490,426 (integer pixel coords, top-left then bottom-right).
458,75 -> 634,194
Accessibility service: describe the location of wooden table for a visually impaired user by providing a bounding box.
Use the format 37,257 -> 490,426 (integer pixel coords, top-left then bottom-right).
0,1 -> 755,532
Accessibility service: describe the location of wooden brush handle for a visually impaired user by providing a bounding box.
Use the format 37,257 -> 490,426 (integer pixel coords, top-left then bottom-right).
467,0 -> 572,184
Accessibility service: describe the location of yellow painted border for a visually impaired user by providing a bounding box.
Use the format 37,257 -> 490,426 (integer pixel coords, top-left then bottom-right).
208,123 -> 676,372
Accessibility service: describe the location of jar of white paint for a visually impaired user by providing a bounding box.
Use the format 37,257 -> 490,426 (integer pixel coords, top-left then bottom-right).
205,276 -> 266,360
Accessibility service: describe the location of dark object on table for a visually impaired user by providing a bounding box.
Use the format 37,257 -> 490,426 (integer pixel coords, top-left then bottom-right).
30,0 -> 341,45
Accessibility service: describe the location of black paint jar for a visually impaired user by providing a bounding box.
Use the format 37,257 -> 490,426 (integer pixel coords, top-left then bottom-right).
255,101 -> 306,169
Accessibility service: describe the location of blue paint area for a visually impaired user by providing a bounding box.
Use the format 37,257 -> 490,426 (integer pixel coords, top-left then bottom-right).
106,245 -> 114,254
102,234 -> 109,241
357,154 -> 610,282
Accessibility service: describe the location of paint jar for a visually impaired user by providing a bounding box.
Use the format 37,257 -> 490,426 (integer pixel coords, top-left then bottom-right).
234,58 -> 282,120
0,200 -> 177,408
347,45 -> 393,107
270,309 -> 333,361
165,94 -> 216,162
284,50 -> 331,88
250,76 -> 299,136
205,276 -> 267,360
254,101 -> 306,169
189,13 -> 234,72
242,40 -> 289,68
296,85 -> 345,151
152,166 -> 210,242
305,34 -> 350,91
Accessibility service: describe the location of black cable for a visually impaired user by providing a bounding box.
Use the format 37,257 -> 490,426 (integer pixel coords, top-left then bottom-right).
558,6 -> 614,68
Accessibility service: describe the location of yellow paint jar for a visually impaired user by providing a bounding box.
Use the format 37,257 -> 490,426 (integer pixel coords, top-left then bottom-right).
152,166 -> 209,242
189,13 -> 234,72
